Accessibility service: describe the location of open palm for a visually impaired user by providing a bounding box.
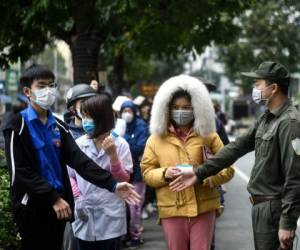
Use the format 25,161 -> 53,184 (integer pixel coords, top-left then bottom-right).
169,174 -> 198,192
115,182 -> 141,205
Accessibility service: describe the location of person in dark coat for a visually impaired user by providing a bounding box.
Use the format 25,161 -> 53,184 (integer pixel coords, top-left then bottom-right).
120,100 -> 149,248
1,64 -> 140,250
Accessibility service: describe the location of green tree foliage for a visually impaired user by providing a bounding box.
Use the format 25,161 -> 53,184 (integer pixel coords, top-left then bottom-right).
0,150 -> 20,249
34,45 -> 66,76
0,1 -> 255,90
101,45 -> 188,94
218,0 -> 300,92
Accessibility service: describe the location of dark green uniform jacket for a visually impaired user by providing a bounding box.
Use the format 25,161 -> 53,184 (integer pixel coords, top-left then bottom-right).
195,100 -> 300,230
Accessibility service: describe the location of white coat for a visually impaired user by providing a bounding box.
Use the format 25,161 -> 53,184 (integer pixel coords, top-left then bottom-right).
69,135 -> 133,241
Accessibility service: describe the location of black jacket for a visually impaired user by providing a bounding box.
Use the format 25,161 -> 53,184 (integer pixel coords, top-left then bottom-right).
1,111 -> 116,222
215,117 -> 229,145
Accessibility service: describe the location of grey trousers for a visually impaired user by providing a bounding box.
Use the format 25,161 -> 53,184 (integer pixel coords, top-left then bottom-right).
251,199 -> 293,250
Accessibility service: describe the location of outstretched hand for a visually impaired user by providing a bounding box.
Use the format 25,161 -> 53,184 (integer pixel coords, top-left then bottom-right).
165,167 -> 182,180
169,169 -> 198,192
115,182 -> 141,205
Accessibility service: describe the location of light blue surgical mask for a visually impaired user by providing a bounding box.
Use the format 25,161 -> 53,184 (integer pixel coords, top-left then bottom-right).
82,118 -> 95,134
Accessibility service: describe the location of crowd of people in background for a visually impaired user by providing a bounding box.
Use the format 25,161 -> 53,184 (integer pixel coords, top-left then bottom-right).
1,65 -> 141,250
1,58 -> 300,250
61,78 -> 156,249
1,63 -> 237,250
59,74 -> 232,250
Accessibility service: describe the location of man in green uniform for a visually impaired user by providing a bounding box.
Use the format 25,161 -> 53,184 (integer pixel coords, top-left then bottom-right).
170,61 -> 300,250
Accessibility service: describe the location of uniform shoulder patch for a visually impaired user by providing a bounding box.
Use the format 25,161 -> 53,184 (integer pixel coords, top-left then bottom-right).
292,138 -> 300,155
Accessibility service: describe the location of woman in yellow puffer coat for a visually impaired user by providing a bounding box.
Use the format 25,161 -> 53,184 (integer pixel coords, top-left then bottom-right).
140,75 -> 234,250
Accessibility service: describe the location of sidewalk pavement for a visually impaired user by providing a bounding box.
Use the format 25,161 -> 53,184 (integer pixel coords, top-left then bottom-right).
139,213 -> 166,250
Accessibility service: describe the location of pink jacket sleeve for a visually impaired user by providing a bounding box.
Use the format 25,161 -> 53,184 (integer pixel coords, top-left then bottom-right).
111,161 -> 130,182
69,176 -> 81,198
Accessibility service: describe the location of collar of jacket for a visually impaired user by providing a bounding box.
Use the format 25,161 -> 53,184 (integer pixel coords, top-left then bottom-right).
168,124 -> 194,143
165,130 -> 198,148
1,111 -> 70,135
271,99 -> 292,117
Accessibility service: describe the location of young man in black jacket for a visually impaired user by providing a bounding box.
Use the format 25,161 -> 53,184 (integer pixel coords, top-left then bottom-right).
1,64 -> 140,250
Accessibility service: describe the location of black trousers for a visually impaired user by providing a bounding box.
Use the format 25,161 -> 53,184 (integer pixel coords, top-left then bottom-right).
76,237 -> 121,250
16,202 -> 67,250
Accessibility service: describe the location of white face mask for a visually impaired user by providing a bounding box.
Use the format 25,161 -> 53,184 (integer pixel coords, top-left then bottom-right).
121,112 -> 134,123
32,87 -> 56,110
171,110 -> 194,126
252,85 -> 274,105
114,118 -> 126,137
252,88 -> 263,104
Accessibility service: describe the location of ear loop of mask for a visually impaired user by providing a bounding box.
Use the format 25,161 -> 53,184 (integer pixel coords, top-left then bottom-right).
260,84 -> 275,105
26,87 -> 39,104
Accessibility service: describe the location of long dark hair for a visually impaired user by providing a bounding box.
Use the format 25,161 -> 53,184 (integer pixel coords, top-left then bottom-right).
80,93 -> 114,138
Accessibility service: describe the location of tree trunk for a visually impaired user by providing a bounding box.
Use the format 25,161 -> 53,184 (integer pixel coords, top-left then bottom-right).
111,52 -> 125,96
69,33 -> 102,84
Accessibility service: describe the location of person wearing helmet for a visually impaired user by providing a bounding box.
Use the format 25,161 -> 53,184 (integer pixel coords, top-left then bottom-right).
63,84 -> 97,250
1,65 -> 141,250
64,84 -> 97,139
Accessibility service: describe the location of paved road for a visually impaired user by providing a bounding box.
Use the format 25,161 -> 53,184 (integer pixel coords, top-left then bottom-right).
138,215 -> 167,250
215,152 -> 255,250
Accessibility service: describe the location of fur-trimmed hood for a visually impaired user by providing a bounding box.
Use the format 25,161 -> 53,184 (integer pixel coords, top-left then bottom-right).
150,75 -> 216,137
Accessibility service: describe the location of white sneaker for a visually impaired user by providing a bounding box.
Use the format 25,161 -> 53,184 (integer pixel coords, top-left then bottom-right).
142,209 -> 149,219
146,203 -> 157,214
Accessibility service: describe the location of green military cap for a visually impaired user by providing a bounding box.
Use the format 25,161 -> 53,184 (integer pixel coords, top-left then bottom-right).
241,61 -> 290,85
198,77 -> 217,91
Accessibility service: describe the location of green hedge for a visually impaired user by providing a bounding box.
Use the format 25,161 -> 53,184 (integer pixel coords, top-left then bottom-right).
0,150 -> 20,250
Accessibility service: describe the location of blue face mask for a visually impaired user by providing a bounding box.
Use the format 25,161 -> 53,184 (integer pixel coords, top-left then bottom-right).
82,118 -> 95,135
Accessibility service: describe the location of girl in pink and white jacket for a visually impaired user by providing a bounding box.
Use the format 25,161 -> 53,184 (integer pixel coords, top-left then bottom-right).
68,93 -> 133,250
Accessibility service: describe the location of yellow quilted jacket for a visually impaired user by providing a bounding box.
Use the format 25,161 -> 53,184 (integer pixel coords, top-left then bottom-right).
141,131 -> 234,219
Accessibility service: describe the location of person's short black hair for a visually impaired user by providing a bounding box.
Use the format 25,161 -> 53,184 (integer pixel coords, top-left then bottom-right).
20,64 -> 55,88
265,79 -> 289,96
80,93 -> 114,138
